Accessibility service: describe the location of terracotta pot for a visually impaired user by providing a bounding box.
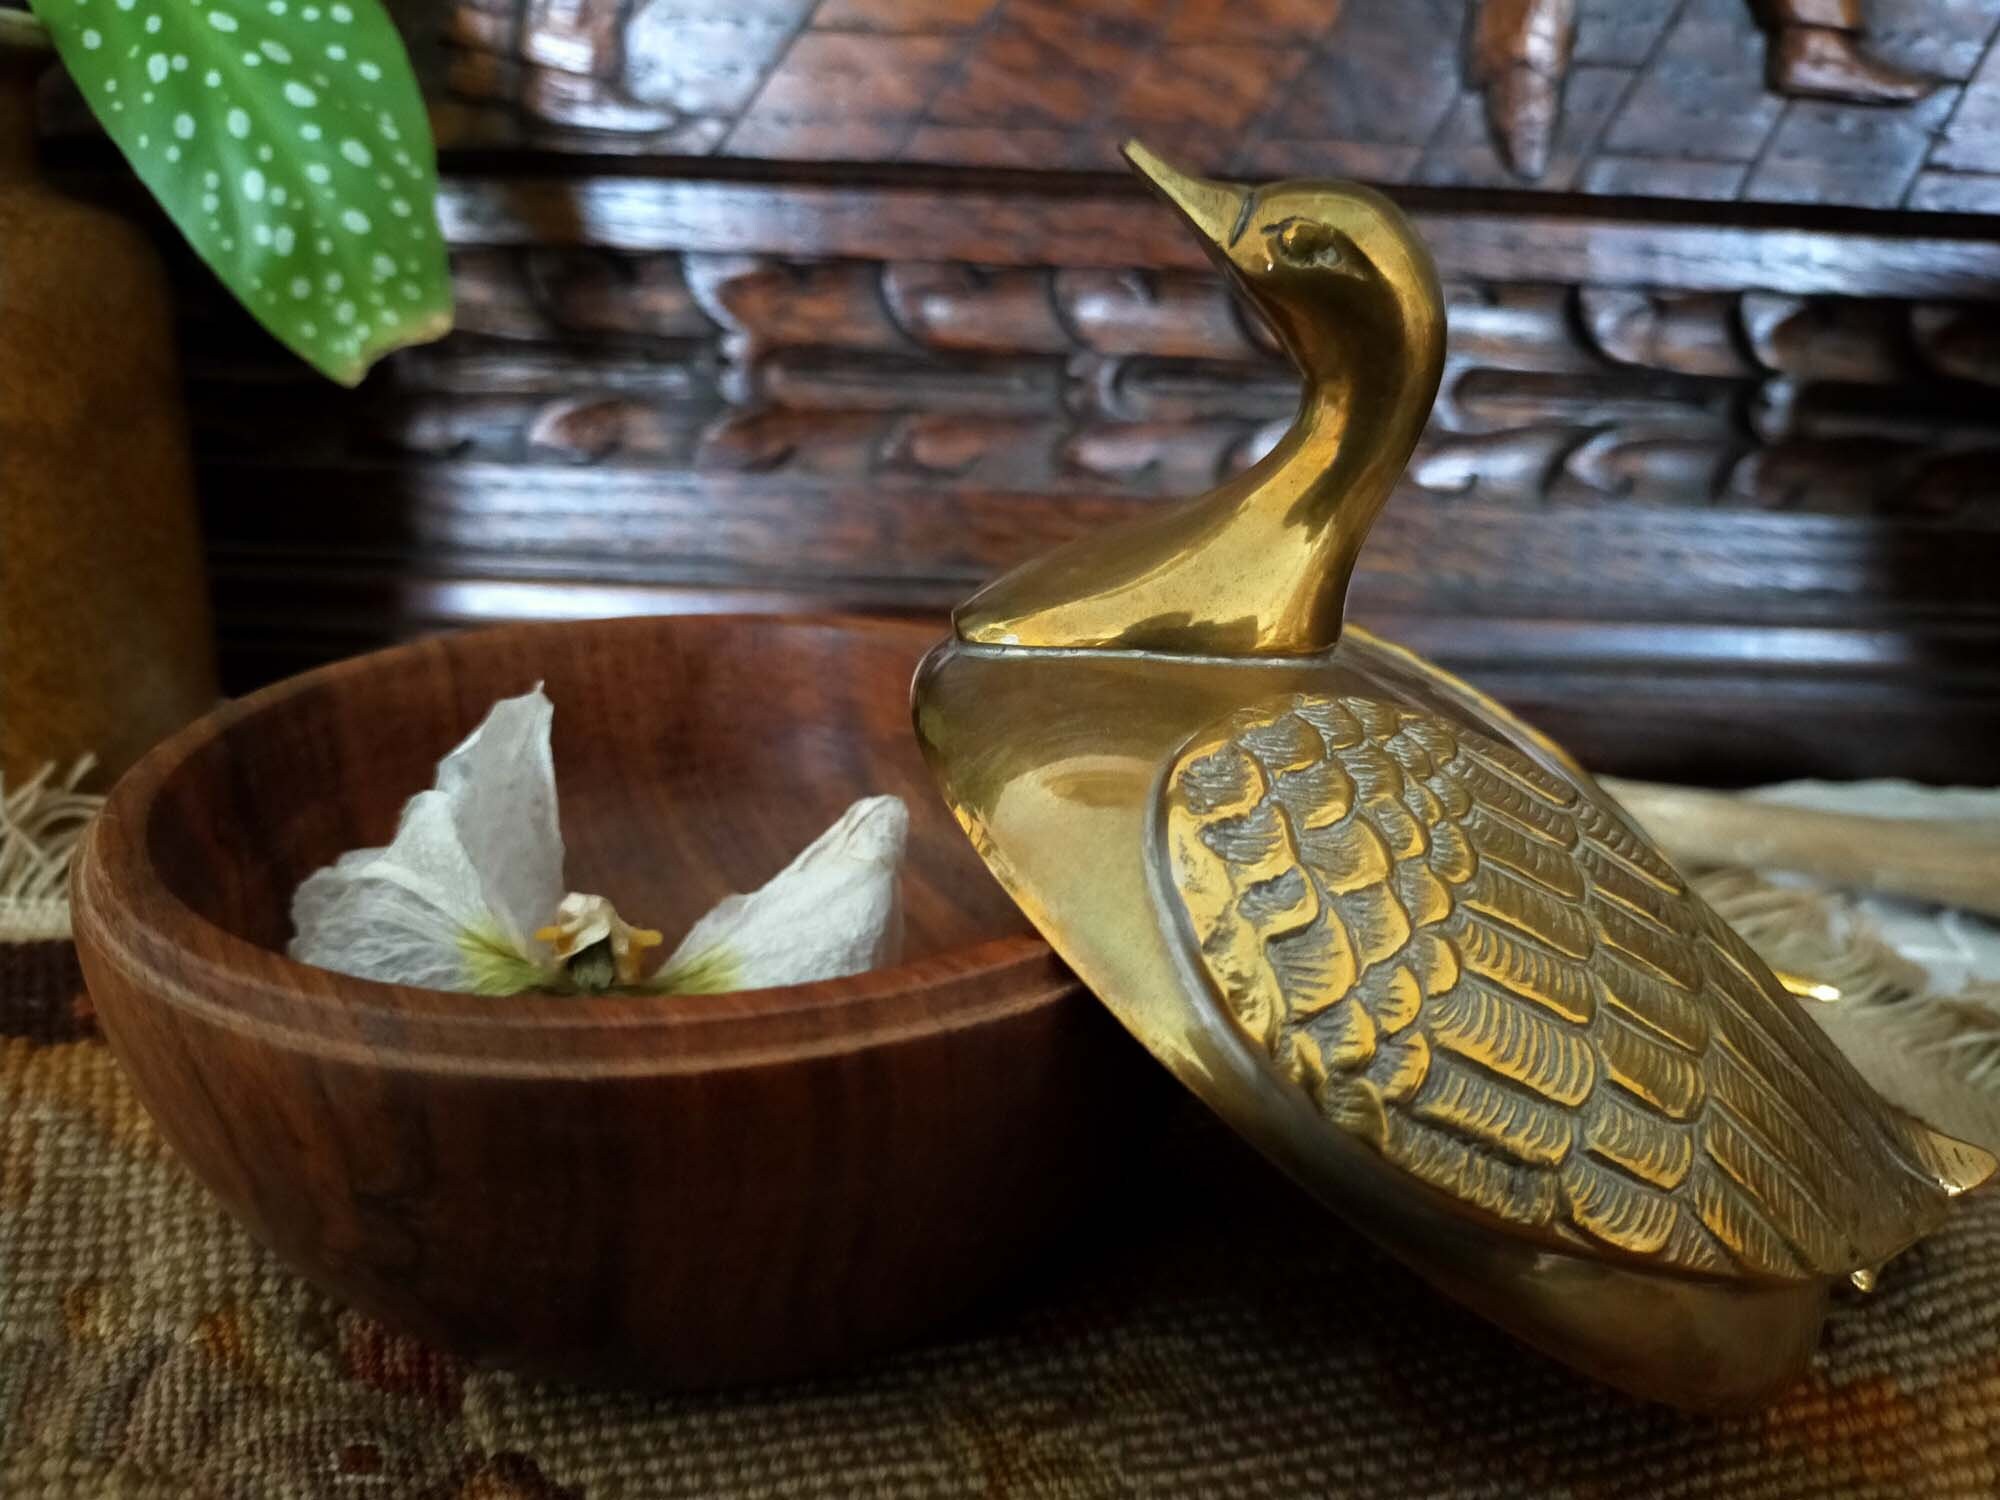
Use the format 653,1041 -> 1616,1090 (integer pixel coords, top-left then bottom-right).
0,14 -> 216,787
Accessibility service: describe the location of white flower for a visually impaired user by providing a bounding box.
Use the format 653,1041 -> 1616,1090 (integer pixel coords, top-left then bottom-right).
290,687 -> 567,993
651,795 -> 909,993
288,687 -> 907,996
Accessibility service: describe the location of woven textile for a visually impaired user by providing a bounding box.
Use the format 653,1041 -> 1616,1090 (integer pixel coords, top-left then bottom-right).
5,938 -> 2000,1499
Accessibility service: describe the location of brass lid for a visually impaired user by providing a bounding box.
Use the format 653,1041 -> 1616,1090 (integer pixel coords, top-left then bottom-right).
912,140 -> 1992,1414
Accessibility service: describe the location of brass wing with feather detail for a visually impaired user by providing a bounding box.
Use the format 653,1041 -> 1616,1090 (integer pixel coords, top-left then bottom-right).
1161,693 -> 1988,1280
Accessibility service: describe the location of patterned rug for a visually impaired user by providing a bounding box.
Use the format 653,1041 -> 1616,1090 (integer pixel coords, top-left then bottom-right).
6,935 -> 2000,1498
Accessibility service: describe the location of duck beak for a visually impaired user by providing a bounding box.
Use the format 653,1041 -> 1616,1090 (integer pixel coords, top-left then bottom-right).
1122,140 -> 1250,253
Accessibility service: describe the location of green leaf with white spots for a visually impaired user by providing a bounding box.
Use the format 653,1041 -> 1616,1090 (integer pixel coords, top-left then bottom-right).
27,0 -> 451,385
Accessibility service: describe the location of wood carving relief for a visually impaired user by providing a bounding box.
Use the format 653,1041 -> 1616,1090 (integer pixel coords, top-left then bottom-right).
1474,0 -> 1936,182
321,246 -> 2000,519
1472,0 -> 1578,180
132,0 -> 2000,775
1754,0 -> 1936,103
435,0 -> 1994,205
183,220 -> 2000,788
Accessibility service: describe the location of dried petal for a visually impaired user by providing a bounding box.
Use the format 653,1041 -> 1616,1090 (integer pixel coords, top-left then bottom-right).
432,687 -> 563,955
653,796 -> 909,993
288,688 -> 564,991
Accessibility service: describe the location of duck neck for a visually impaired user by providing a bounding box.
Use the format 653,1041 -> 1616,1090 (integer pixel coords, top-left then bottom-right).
1206,347 -> 1437,654
950,284 -> 1443,657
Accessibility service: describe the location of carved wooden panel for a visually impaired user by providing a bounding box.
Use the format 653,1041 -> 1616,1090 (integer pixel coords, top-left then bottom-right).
428,0 -> 2000,210
172,178 -> 2000,782
187,243 -> 2000,517
95,0 -> 2000,782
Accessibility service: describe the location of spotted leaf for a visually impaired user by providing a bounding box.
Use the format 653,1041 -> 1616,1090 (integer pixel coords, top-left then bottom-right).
29,0 -> 451,385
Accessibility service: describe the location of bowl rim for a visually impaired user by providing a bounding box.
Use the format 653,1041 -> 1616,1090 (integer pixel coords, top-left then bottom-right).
73,614 -> 1076,1076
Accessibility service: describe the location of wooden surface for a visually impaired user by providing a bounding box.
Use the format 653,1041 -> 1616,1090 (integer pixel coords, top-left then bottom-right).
38,0 -> 2000,782
70,614 -> 1138,1385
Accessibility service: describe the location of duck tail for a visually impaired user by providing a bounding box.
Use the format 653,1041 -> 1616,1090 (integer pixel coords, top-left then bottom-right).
1914,1121 -> 1999,1198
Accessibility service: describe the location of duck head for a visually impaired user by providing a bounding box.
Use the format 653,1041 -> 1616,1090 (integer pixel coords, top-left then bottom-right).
1123,141 -> 1441,399
953,143 -> 1445,658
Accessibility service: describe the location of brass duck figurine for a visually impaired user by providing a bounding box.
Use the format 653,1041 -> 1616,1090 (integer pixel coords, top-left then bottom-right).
913,142 -> 1994,1411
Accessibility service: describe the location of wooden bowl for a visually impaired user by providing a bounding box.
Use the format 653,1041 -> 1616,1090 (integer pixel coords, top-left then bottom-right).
72,615 -> 1131,1386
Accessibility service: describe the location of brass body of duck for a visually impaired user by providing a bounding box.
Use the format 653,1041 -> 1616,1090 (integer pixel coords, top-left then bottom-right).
912,143 -> 1994,1411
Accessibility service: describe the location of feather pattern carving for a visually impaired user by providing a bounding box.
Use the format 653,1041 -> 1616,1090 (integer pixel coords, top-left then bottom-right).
1161,693 -> 1980,1279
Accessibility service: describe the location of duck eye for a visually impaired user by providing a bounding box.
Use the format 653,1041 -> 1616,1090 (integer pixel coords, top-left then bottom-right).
1269,218 -> 1344,270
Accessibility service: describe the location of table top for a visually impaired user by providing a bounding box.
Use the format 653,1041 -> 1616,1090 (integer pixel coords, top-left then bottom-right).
7,929 -> 2000,1499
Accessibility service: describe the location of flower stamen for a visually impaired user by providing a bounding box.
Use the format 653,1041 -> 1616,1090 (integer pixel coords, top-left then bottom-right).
537,892 -> 664,990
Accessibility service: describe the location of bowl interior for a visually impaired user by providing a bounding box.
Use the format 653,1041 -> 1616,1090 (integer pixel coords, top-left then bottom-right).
140,616 -> 1030,969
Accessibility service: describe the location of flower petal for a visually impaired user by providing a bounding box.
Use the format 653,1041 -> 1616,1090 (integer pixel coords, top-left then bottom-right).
433,687 -> 564,955
290,791 -> 541,991
288,687 -> 565,991
654,796 -> 909,993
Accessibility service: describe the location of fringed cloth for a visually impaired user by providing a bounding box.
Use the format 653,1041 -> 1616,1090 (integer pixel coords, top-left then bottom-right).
0,761 -> 102,943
